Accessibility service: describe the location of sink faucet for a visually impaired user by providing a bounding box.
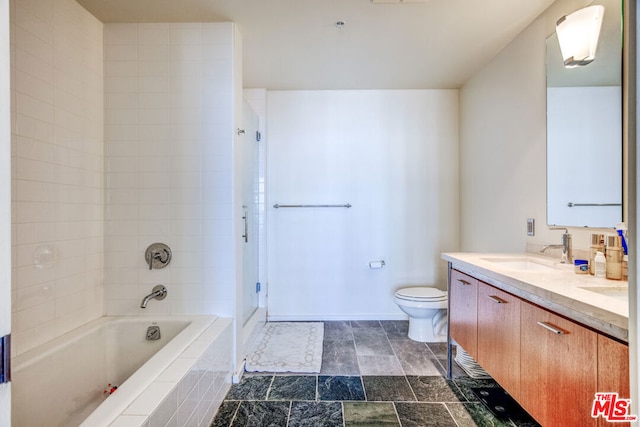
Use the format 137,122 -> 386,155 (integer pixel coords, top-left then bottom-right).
540,227 -> 572,264
140,285 -> 167,308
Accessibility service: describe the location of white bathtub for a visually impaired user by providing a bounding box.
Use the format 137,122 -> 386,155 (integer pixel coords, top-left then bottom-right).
11,316 -> 233,427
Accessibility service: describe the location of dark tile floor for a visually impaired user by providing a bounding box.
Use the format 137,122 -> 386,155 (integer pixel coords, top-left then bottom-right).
211,320 -> 539,427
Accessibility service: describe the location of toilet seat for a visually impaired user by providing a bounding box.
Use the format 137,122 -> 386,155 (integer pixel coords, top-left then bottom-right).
394,287 -> 447,302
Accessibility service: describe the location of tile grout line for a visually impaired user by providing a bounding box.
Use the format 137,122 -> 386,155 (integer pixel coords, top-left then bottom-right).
214,321 -> 517,427
264,374 -> 276,401
442,401 -> 464,427
285,400 -> 292,427
381,322 -> 420,403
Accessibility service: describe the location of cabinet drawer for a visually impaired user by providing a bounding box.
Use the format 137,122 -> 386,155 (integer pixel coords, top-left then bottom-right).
449,269 -> 478,357
477,283 -> 521,400
520,301 -> 597,427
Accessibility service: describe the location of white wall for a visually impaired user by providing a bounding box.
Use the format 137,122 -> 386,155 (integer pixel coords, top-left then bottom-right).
266,90 -> 459,319
0,0 -> 11,422
458,0 -> 613,254
10,0 -> 104,357
103,23 -> 239,317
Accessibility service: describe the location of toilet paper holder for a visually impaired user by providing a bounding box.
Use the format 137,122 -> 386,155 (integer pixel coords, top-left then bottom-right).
369,260 -> 385,269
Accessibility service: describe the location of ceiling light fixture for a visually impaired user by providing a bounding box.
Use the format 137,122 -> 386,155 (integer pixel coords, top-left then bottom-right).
555,5 -> 605,68
335,21 -> 345,29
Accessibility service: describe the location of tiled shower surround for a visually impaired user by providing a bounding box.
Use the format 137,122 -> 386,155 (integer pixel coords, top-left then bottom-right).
103,22 -> 240,318
10,0 -> 243,356
10,0 -> 104,356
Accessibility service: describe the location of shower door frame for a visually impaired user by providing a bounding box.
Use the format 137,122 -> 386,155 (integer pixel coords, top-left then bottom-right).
241,100 -> 260,325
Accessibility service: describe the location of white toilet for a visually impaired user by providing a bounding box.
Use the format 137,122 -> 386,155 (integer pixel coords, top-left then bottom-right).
394,287 -> 448,342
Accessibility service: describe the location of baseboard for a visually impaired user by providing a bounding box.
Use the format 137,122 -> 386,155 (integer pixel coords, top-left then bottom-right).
266,313 -> 408,322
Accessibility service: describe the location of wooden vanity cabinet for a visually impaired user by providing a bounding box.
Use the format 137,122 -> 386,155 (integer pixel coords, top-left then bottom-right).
520,301 -> 598,427
477,282 -> 521,400
597,335 -> 631,427
449,269 -> 478,357
448,265 -> 630,427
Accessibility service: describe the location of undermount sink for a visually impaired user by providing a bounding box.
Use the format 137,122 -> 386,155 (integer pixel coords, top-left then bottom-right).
481,257 -> 558,271
579,286 -> 629,301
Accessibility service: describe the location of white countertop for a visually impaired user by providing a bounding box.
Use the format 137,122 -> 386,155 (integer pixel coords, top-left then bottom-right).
441,252 -> 629,342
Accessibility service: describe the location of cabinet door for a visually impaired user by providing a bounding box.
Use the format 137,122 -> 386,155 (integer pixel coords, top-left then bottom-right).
597,335 -> 630,427
449,269 -> 478,358
477,282 -> 521,400
520,301 -> 597,427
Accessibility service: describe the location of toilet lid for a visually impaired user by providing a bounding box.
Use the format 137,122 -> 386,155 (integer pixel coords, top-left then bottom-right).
395,287 -> 447,301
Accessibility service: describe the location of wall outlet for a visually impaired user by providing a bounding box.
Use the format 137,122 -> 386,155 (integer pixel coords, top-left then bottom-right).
527,218 -> 535,236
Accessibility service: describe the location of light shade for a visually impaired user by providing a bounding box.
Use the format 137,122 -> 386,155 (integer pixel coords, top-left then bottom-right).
556,5 -> 605,68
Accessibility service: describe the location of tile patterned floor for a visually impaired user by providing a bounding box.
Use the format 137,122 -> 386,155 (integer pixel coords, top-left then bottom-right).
211,320 -> 539,426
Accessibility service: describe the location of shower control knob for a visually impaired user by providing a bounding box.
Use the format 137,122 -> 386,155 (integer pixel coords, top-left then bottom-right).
145,243 -> 172,270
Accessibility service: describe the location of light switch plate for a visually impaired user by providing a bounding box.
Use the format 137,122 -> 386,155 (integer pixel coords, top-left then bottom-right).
527,218 -> 535,236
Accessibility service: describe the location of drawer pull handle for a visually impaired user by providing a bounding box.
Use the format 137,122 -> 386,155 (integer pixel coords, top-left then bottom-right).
486,295 -> 505,304
537,321 -> 566,335
457,279 -> 471,286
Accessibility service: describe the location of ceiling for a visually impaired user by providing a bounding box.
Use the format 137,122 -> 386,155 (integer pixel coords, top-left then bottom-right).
75,0 -> 557,90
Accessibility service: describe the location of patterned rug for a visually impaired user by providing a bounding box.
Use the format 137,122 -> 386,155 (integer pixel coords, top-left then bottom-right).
245,322 -> 324,373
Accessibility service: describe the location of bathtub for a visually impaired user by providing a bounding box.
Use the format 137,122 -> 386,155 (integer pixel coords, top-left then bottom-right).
11,315 -> 233,427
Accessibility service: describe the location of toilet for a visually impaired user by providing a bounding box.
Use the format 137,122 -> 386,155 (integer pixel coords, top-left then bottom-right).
394,287 -> 448,342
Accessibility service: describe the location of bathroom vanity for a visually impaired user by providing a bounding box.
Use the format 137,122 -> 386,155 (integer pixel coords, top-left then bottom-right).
442,253 -> 630,427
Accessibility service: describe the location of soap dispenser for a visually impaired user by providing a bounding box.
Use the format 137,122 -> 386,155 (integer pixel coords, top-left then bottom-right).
589,234 -> 605,275
606,235 -> 623,280
594,251 -> 606,278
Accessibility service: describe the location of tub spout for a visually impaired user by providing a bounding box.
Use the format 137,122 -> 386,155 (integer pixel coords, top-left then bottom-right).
140,285 -> 167,308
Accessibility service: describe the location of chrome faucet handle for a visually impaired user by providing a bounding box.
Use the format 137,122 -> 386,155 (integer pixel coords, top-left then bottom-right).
145,243 -> 172,270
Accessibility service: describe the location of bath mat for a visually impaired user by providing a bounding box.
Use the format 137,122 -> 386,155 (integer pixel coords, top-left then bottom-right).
245,322 -> 324,373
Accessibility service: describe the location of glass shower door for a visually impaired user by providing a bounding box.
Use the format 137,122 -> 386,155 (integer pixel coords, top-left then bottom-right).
242,101 -> 260,324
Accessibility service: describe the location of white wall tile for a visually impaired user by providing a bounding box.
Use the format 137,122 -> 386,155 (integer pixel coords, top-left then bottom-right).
201,24 -> 232,46
138,93 -> 168,109
105,61 -> 138,77
15,180 -> 55,202
105,24 -> 138,46
138,26 -> 169,46
13,299 -> 55,331
138,126 -> 170,142
106,44 -> 138,61
16,69 -> 54,103
106,92 -> 138,109
138,45 -> 168,62
106,76 -> 138,93
169,26 -> 202,45
10,321 -> 55,356
124,382 -> 176,416
14,283 -> 56,310
15,48 -> 53,84
137,188 -> 169,204
138,109 -> 168,125
138,60 -> 168,78
101,22 -> 236,318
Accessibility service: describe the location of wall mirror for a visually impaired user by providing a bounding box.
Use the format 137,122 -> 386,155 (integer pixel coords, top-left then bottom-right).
546,0 -> 622,227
